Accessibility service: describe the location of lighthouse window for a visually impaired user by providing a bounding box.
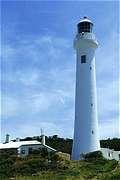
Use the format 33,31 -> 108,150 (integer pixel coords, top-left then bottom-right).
81,55 -> 86,63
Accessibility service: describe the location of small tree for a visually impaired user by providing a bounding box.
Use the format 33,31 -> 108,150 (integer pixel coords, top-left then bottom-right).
39,148 -> 49,158
31,148 -> 49,159
82,151 -> 104,161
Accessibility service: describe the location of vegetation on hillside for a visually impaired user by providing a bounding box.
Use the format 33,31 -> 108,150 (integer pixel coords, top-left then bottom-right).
0,148 -> 120,180
19,135 -> 120,153
1,136 -> 120,179
20,135 -> 72,154
82,150 -> 104,161
100,138 -> 120,151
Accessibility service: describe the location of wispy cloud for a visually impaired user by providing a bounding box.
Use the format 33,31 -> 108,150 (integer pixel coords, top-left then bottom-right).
1,33 -> 75,140
99,118 -> 119,139
1,1 -> 119,141
2,31 -> 119,140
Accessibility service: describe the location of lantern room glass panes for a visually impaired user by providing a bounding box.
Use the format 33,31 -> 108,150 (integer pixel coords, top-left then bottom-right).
78,22 -> 93,33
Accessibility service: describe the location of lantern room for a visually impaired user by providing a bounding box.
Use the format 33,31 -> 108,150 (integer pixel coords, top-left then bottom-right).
77,17 -> 93,33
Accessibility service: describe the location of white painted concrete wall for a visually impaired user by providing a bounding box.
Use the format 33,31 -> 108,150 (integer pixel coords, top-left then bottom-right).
18,144 -> 55,156
101,148 -> 120,161
72,32 -> 100,160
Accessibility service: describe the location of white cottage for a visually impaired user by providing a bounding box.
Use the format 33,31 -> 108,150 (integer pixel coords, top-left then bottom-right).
0,135 -> 56,156
101,148 -> 120,161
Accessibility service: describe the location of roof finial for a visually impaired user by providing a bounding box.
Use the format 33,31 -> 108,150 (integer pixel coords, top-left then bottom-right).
84,16 -> 87,19
41,128 -> 44,135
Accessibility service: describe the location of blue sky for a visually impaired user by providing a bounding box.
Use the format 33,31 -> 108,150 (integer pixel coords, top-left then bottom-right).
1,1 -> 119,142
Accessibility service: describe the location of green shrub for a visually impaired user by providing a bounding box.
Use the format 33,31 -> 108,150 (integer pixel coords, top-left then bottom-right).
50,152 -> 70,170
39,148 -> 49,158
13,159 -> 48,176
82,151 -> 104,161
51,153 -> 63,162
51,152 -> 70,162
31,148 -> 49,159
104,159 -> 118,171
31,149 -> 41,155
0,157 -> 15,177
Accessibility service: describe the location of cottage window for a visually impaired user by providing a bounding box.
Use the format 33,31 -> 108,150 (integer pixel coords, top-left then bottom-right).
21,150 -> 25,154
108,152 -> 111,157
29,147 -> 33,154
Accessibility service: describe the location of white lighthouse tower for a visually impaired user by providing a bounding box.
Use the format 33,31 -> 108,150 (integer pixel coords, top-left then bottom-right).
72,17 -> 100,160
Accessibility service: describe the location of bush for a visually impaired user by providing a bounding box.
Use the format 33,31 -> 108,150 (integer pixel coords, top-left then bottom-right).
0,157 -> 15,177
50,152 -> 70,170
51,153 -> 63,162
82,151 -> 104,161
51,152 -> 70,162
13,159 -> 48,176
39,148 -> 49,158
31,149 -> 41,155
31,148 -> 49,159
104,159 -> 118,171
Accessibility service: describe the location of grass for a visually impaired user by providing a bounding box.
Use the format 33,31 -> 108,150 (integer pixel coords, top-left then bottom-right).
1,160 -> 120,180
0,151 -> 120,180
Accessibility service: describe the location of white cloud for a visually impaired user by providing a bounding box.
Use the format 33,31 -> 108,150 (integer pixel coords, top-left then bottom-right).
1,30 -> 119,140
5,120 -> 73,141
95,29 -> 119,137
17,70 -> 40,86
97,79 -> 119,116
96,33 -> 118,77
99,118 -> 119,139
30,93 -> 55,112
1,96 -> 19,118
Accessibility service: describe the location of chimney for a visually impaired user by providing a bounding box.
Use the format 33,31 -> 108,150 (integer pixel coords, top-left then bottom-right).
41,129 -> 45,145
5,134 -> 10,143
16,137 -> 20,142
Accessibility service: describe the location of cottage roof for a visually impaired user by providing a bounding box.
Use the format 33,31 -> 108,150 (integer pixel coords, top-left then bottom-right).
0,140 -> 41,149
0,140 -> 56,151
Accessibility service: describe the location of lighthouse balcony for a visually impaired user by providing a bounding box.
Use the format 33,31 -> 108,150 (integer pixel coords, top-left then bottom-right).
74,32 -> 98,48
76,32 -> 97,41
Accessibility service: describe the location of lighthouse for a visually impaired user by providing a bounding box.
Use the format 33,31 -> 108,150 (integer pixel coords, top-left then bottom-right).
72,17 -> 100,160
